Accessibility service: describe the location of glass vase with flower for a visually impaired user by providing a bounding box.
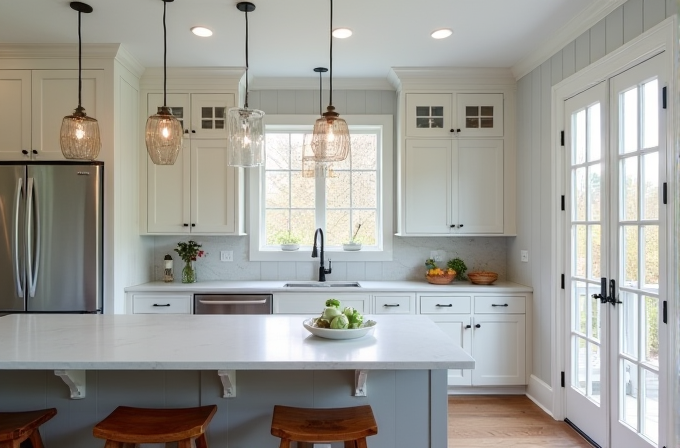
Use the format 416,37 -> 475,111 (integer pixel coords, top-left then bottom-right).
174,240 -> 204,283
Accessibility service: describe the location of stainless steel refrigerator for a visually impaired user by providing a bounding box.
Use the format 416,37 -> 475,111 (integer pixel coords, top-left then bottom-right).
0,161 -> 103,313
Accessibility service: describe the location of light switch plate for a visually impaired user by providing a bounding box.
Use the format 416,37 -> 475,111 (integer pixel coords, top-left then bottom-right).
220,250 -> 233,262
520,250 -> 529,262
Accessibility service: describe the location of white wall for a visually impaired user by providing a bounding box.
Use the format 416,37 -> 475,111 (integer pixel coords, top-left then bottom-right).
511,0 -> 675,390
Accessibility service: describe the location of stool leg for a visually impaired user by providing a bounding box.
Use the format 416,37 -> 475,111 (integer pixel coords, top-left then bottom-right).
343,442 -> 357,448
27,430 -> 45,448
278,439 -> 291,448
194,433 -> 209,448
103,441 -> 125,448
355,438 -> 368,448
297,443 -> 313,448
177,439 -> 192,448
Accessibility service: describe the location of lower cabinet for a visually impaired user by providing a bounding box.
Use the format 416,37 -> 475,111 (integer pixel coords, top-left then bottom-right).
272,293 -> 370,315
418,292 -> 529,387
127,293 -> 193,314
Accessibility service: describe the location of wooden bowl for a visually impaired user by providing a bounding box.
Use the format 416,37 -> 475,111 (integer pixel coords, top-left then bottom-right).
426,272 -> 456,285
467,271 -> 498,285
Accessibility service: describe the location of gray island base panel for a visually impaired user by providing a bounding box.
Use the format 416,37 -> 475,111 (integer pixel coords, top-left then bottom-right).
0,314 -> 472,448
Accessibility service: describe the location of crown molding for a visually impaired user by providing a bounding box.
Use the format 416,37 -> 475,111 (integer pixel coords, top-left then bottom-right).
113,45 -> 145,78
250,76 -> 395,91
511,0 -> 628,80
0,43 -> 123,59
140,67 -> 246,90
388,66 -> 516,91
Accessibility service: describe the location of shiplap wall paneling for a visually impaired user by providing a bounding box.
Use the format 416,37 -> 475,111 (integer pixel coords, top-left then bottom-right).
590,19 -> 607,64
666,0 -> 676,17
644,0 -> 668,30
575,30 -> 591,72
606,6 -> 625,54
294,90 -> 314,114
540,59 -> 553,386
562,41 -> 576,79
250,90 -> 396,115
624,0 -> 644,43
346,90 -> 367,114
276,90 -> 297,114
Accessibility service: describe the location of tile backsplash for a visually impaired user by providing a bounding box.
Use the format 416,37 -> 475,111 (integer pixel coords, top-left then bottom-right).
150,236 -> 507,282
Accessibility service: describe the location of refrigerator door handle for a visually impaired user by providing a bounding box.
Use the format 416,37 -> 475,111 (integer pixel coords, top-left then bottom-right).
13,178 -> 24,298
26,177 -> 41,298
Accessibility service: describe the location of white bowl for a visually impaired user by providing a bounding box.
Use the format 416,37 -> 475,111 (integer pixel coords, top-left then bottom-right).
303,318 -> 376,340
342,242 -> 362,251
280,243 -> 299,251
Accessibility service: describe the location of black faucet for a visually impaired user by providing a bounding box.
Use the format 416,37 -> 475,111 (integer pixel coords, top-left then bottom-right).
311,228 -> 332,282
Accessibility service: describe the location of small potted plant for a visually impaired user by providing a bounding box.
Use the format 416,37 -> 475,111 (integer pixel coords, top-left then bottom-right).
174,240 -> 204,283
447,257 -> 468,281
343,224 -> 362,251
277,230 -> 300,251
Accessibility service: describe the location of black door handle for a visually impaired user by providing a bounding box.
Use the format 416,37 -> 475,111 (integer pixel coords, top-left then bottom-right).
491,304 -> 508,307
608,279 -> 622,306
475,324 -> 481,328
591,277 -> 608,303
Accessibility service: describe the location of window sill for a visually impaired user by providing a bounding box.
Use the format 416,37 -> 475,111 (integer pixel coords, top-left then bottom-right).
249,247 -> 393,262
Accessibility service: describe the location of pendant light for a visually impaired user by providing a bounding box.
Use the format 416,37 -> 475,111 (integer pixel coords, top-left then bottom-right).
310,0 -> 350,163
227,2 -> 265,167
59,2 -> 101,161
303,67 -> 334,178
145,0 -> 183,166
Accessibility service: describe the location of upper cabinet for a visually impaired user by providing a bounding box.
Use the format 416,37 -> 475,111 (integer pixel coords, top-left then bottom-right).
148,93 -> 229,140
0,69 -> 103,161
405,93 -> 503,138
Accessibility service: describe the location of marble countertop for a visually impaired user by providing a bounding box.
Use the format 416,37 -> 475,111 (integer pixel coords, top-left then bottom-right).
125,280 -> 532,294
0,314 -> 475,371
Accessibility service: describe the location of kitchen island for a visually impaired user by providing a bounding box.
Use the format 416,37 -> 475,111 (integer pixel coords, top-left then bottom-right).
0,313 -> 473,448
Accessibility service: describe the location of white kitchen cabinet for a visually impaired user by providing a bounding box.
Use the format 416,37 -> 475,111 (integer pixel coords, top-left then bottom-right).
405,93 -> 503,138
373,293 -> 416,314
145,92 -> 245,235
0,69 -> 103,161
127,293 -> 193,314
418,293 -> 528,387
273,293 -> 370,315
402,138 -> 503,235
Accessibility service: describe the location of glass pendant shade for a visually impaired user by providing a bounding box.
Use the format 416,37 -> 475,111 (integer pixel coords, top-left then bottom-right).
60,106 -> 101,160
310,106 -> 350,162
145,106 -> 183,165
227,106 -> 265,167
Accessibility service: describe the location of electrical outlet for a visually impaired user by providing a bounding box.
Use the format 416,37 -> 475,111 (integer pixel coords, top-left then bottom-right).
429,250 -> 444,262
521,250 -> 529,262
220,250 -> 233,262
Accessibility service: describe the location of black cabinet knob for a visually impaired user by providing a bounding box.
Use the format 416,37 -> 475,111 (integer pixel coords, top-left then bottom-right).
22,150 -> 28,155
183,223 -> 189,227
184,129 -> 189,134
450,129 -> 455,133
465,325 -> 471,329
459,224 -> 464,228
191,223 -> 196,227
32,150 -> 38,155
450,224 -> 455,228
475,324 -> 481,328
191,130 -> 196,134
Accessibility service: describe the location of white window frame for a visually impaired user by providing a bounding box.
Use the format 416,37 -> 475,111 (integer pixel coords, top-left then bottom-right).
248,114 -> 393,261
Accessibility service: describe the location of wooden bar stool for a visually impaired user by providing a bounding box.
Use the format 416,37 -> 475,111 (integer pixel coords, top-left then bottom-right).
93,405 -> 217,448
271,405 -> 377,448
0,408 -> 57,448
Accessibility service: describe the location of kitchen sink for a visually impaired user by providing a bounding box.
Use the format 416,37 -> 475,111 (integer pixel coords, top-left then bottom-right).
283,282 -> 361,288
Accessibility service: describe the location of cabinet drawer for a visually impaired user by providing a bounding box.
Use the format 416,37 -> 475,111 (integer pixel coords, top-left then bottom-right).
273,293 -> 369,315
374,294 -> 415,314
420,295 -> 471,314
133,294 -> 192,314
474,296 -> 525,314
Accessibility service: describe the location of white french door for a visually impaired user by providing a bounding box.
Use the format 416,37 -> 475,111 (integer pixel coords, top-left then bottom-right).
564,52 -> 668,448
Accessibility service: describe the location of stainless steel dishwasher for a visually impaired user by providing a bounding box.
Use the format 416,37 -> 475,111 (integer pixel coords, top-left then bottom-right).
194,294 -> 272,314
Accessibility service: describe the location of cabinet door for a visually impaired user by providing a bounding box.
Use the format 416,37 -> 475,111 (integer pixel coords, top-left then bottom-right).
191,138 -> 241,234
405,93 -> 453,137
471,314 -> 526,385
190,94 -> 233,138
454,139 -> 503,234
32,70 -> 102,160
147,93 -> 191,135
132,294 -> 192,314
402,139 -> 451,234
456,93 -> 503,137
428,314 -> 472,386
0,70 -> 31,161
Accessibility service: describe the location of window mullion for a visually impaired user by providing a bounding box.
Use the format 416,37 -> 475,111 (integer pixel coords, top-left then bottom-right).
316,171 -> 326,231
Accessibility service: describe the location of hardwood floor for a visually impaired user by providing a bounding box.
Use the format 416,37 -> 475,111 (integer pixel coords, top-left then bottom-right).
448,396 -> 594,447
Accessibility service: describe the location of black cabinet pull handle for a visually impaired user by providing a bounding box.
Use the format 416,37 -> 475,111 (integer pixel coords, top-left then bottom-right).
456,128 -> 461,133
465,324 -> 471,329
191,223 -> 196,227
183,223 -> 189,227
459,224 -> 464,228
383,304 -> 400,307
184,129 -> 189,134
152,303 -> 171,307
491,304 -> 509,307
475,324 -> 481,328
22,150 -> 28,155
436,304 -> 453,307
450,224 -> 455,228
449,128 -> 455,133
191,130 -> 196,133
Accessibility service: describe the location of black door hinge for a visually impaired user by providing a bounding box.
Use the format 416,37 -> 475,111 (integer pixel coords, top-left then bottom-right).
663,182 -> 667,204
561,274 -> 565,289
662,86 -> 667,109
663,301 -> 667,324
561,195 -> 565,211
561,371 -> 565,387
560,131 -> 565,146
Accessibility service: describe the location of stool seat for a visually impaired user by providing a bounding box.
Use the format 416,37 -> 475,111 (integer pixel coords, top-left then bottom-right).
93,405 -> 216,448
0,408 -> 57,448
271,405 -> 377,448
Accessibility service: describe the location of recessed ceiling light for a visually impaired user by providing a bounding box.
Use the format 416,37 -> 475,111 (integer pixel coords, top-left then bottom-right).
431,28 -> 453,39
332,28 -> 352,38
191,26 -> 213,37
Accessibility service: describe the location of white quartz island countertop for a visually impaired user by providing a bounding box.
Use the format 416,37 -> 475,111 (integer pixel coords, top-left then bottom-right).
0,314 -> 475,371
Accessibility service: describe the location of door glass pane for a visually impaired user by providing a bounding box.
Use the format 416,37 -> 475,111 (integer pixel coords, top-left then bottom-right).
588,164 -> 601,221
643,296 -> 659,367
641,152 -> 659,220
573,168 -> 586,221
591,287 -> 601,341
621,291 -> 639,358
574,336 -> 587,394
574,225 -> 587,278
621,88 -> 639,154
588,103 -> 602,161
589,224 -> 601,279
641,368 -> 659,443
574,109 -> 587,164
589,342 -> 601,404
622,359 -> 639,430
642,225 -> 659,291
574,281 -> 587,334
622,226 -> 639,287
642,80 -> 658,149
621,157 -> 639,221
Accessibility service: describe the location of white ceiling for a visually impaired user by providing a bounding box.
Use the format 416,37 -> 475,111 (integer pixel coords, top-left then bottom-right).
0,0 -> 596,79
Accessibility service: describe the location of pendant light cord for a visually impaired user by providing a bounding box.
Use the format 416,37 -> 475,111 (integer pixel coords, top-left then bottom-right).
244,8 -> 250,108
318,70 -> 322,115
163,0 -> 168,107
77,11 -> 82,108
329,0 -> 333,107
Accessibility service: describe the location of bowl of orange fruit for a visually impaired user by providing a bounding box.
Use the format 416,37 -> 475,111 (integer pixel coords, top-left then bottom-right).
425,258 -> 456,284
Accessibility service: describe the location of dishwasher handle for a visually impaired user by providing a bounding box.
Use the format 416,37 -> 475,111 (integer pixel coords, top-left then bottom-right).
198,299 -> 268,305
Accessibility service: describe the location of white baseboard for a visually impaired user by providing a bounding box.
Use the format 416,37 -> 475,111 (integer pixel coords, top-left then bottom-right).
525,374 -> 554,418
448,385 -> 526,395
